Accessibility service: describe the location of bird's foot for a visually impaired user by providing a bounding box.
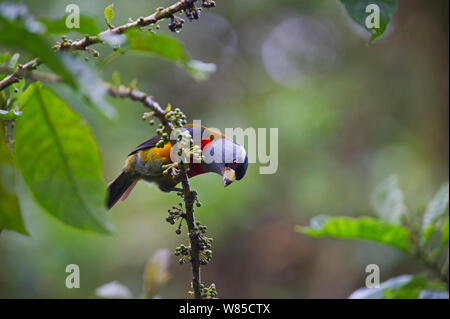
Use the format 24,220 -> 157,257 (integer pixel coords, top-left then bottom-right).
162,163 -> 179,176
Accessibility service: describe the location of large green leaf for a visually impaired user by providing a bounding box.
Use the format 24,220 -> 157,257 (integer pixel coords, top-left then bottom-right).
340,0 -> 398,42
123,30 -> 216,80
422,183 -> 449,243
0,126 -> 28,235
39,15 -> 100,35
15,83 -> 112,234
371,175 -> 406,224
295,215 -> 411,252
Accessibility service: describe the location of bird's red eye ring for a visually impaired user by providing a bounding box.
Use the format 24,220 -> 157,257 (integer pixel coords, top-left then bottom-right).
232,160 -> 238,166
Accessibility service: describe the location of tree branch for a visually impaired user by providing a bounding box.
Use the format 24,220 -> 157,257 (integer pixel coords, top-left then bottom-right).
105,84 -> 171,130
58,0 -> 213,52
179,173 -> 202,299
106,83 -> 203,298
0,58 -> 40,91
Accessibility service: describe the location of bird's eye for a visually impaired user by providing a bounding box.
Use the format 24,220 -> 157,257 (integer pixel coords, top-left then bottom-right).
232,160 -> 238,166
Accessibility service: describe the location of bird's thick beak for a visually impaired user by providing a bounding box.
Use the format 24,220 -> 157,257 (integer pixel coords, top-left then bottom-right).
223,167 -> 236,187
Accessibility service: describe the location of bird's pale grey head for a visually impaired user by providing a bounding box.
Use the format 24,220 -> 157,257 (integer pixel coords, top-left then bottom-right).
202,138 -> 248,186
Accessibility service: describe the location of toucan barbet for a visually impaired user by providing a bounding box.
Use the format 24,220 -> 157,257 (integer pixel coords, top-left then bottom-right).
107,124 -> 248,209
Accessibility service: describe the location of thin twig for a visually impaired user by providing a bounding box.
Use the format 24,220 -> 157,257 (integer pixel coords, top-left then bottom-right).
0,64 -> 61,85
106,83 -> 203,298
0,58 -> 40,91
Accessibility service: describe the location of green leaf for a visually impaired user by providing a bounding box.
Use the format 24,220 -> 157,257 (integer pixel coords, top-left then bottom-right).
295,215 -> 411,253
371,175 -> 406,224
111,71 -> 121,86
423,183 -> 449,226
125,30 -> 188,61
39,15 -> 100,35
0,126 -> 28,235
15,83 -> 113,234
340,0 -> 398,42
124,30 -> 216,80
422,183 -> 449,243
104,4 -> 115,27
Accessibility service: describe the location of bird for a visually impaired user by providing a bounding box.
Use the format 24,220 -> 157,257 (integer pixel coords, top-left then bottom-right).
106,124 -> 248,209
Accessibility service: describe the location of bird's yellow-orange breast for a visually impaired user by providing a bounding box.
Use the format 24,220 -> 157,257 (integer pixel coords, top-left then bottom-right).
137,142 -> 172,164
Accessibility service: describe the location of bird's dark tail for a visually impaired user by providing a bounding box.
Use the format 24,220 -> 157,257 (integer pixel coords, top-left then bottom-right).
106,171 -> 137,209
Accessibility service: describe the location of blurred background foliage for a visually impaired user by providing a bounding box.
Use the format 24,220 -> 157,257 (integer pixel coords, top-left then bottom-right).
0,0 -> 448,298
